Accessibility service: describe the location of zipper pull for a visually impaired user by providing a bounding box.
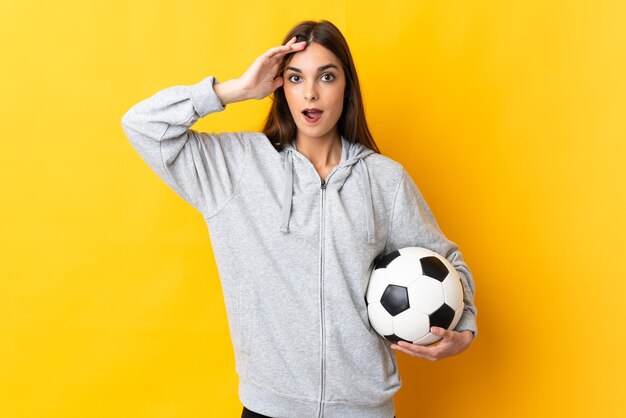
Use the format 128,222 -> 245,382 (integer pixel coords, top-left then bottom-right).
320,179 -> 326,189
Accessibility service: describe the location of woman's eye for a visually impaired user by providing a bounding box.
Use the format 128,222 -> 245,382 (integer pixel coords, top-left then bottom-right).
287,74 -> 335,83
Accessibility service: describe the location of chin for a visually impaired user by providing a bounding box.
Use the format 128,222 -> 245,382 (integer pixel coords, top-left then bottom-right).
299,127 -> 333,139
299,121 -> 339,137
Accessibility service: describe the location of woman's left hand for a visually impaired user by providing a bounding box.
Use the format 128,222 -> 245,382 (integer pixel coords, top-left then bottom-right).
390,327 -> 474,361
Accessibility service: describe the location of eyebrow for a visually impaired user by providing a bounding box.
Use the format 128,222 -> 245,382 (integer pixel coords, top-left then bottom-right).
285,64 -> 338,73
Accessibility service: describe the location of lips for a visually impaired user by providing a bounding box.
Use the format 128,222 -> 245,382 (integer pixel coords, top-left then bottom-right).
302,108 -> 323,123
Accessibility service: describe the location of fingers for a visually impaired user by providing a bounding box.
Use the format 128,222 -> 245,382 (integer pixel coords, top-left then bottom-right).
432,327 -> 468,343
275,38 -> 307,58
431,326 -> 452,339
390,329 -> 472,361
392,341 -> 440,361
264,36 -> 306,60
390,329 -> 450,361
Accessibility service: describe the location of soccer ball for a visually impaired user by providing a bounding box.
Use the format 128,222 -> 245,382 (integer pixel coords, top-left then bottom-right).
366,247 -> 465,346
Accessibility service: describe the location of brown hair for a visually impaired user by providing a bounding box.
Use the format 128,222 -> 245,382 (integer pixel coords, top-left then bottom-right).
262,20 -> 381,154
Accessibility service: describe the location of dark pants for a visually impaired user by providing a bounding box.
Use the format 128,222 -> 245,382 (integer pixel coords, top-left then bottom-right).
242,406 -> 396,417
241,407 -> 271,418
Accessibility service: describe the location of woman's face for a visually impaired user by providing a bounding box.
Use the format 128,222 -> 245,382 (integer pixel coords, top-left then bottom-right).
282,42 -> 346,140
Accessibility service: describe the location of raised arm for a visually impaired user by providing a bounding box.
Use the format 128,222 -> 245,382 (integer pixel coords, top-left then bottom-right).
120,37 -> 307,217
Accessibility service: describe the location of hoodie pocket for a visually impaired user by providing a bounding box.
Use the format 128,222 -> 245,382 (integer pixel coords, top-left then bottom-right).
237,277 -> 321,400
234,283 -> 252,378
238,284 -> 248,356
324,306 -> 401,405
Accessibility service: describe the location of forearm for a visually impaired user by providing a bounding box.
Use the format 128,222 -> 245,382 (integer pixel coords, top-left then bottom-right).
213,78 -> 249,106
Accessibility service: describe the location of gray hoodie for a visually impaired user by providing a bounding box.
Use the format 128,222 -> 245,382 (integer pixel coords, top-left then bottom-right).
121,75 -> 477,418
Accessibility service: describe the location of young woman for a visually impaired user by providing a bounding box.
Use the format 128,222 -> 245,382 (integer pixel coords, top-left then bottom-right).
122,19 -> 477,418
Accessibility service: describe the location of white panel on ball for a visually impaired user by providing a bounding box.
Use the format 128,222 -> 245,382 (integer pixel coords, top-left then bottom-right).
414,332 -> 442,346
385,256 -> 422,288
442,274 -> 464,311
365,268 -> 391,304
393,309 -> 430,342
367,302 -> 394,336
398,247 -> 429,260
407,277 -> 445,315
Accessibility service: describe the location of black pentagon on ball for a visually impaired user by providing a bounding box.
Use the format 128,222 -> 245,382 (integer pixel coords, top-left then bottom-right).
420,256 -> 449,282
429,303 -> 455,329
374,250 -> 400,269
380,284 -> 409,316
384,333 -> 411,344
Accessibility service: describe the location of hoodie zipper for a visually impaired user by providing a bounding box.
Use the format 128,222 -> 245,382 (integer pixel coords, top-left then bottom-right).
288,149 -> 341,418
317,169 -> 339,418
318,176 -> 327,418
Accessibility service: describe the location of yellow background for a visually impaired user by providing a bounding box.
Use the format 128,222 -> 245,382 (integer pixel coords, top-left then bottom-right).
1,0 -> 625,417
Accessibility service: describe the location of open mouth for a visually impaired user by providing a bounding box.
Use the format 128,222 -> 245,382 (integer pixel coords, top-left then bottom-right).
302,110 -> 323,123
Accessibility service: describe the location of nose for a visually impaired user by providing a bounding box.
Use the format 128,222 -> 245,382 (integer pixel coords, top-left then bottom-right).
304,80 -> 318,101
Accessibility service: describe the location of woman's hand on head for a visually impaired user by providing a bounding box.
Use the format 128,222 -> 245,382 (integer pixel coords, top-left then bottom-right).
237,36 -> 307,100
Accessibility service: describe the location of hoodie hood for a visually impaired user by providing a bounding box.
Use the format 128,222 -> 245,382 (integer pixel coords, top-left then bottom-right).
279,135 -> 376,243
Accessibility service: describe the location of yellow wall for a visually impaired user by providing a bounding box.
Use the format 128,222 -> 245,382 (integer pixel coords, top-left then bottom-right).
1,1 -> 625,417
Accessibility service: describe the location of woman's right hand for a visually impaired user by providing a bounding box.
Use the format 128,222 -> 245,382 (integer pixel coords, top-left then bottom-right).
237,36 -> 307,100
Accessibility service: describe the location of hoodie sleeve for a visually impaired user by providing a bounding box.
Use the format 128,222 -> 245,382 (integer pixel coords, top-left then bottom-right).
385,168 -> 478,339
120,75 -> 249,218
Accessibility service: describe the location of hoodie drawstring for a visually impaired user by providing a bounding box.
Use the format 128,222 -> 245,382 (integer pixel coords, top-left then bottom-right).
279,150 -> 293,233
279,150 -> 375,243
358,158 -> 376,244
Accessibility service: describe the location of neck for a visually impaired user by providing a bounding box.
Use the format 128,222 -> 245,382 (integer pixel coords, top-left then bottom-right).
294,130 -> 342,169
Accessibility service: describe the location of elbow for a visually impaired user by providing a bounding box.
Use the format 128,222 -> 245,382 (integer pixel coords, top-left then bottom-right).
120,110 -> 142,147
120,108 -> 144,141
121,109 -> 133,130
